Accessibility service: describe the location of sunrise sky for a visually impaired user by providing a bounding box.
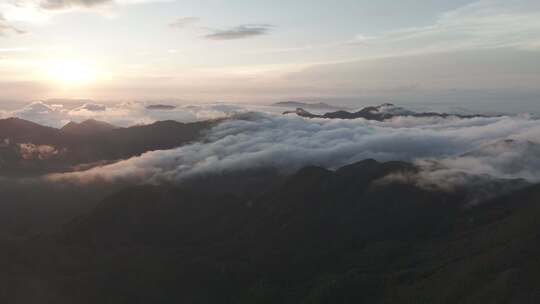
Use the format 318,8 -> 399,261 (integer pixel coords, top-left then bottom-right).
1,0 -> 539,108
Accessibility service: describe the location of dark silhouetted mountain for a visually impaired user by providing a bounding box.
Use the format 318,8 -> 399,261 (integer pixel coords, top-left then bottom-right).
272,101 -> 349,111
0,117 -> 63,144
282,107 -> 315,117
145,104 -> 177,110
61,119 -> 118,136
89,119 -> 213,159
284,103 -> 491,121
3,159 -> 538,303
0,117 -> 215,176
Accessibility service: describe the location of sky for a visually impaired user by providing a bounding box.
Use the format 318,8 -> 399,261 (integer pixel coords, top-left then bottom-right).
0,0 -> 539,110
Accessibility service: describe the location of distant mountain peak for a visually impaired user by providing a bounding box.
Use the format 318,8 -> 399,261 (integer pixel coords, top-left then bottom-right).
61,119 -> 118,135
283,108 -> 315,117
1,117 -> 42,126
283,103 -> 489,121
145,104 -> 177,110
272,101 -> 349,111
0,117 -> 58,135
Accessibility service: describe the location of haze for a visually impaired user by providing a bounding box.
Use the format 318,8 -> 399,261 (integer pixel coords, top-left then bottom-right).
0,0 -> 539,112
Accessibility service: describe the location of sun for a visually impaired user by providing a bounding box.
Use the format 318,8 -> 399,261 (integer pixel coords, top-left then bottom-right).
46,60 -> 98,85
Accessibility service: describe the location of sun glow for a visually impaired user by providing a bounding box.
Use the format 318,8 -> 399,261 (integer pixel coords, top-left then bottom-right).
46,60 -> 98,85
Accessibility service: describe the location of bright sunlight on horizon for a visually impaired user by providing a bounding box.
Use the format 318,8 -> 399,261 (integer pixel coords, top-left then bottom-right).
44,60 -> 100,86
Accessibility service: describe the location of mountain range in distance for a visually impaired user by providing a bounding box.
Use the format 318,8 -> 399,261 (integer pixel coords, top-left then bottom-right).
271,101 -> 350,111
145,104 -> 178,110
60,119 -> 118,135
0,103 -> 508,177
284,103 -> 493,121
0,117 -> 216,176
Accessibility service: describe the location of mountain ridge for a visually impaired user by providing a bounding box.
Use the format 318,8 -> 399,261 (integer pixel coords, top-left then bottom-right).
284,103 -> 492,121
0,117 -> 216,176
61,119 -> 118,136
272,101 -> 349,111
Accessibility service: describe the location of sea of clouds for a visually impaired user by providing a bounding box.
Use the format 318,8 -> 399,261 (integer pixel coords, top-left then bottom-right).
0,100 -> 290,128
41,108 -> 540,191
3,100 -> 540,192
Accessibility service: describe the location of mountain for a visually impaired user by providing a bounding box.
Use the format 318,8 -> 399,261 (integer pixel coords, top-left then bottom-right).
82,119 -> 215,160
2,159 -> 539,303
0,117 -> 63,144
284,103 -> 491,121
0,117 -> 216,176
272,101 -> 349,111
61,119 -> 118,136
145,104 -> 177,110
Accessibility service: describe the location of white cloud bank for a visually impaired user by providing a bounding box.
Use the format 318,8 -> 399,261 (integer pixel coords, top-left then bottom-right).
46,111 -> 540,189
5,101 -> 539,192
0,100 -> 287,128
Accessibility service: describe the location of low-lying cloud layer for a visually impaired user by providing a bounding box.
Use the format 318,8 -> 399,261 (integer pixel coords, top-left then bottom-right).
0,101 -> 286,128
47,110 -> 540,190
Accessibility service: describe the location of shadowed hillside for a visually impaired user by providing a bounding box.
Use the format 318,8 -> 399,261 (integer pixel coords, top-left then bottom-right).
0,117 -> 216,176
0,160 -> 538,303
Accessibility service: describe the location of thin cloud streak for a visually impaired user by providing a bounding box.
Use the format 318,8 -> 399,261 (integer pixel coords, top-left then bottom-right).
205,24 -> 273,40
39,0 -> 113,10
0,14 -> 25,36
344,0 -> 540,57
169,16 -> 200,29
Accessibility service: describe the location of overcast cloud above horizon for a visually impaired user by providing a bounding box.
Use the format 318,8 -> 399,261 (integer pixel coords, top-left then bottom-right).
0,0 -> 539,110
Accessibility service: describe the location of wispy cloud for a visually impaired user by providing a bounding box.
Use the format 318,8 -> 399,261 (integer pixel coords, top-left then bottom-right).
169,16 -> 200,29
345,0 -> 540,56
205,24 -> 273,40
0,14 -> 25,36
38,0 -> 113,10
0,47 -> 29,52
2,100 -> 285,127
2,0 -> 170,19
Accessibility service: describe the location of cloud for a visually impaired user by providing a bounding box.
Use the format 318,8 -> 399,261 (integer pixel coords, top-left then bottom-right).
169,17 -> 200,29
11,101 -> 68,127
345,0 -> 540,56
347,34 -> 375,45
70,103 -> 107,112
46,111 -> 540,187
1,0 -> 168,19
18,143 -> 60,160
406,138 -> 540,192
0,14 -> 25,36
38,0 -> 113,10
8,102 -> 540,193
168,19 -> 272,40
3,100 -> 287,128
205,24 -> 273,40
